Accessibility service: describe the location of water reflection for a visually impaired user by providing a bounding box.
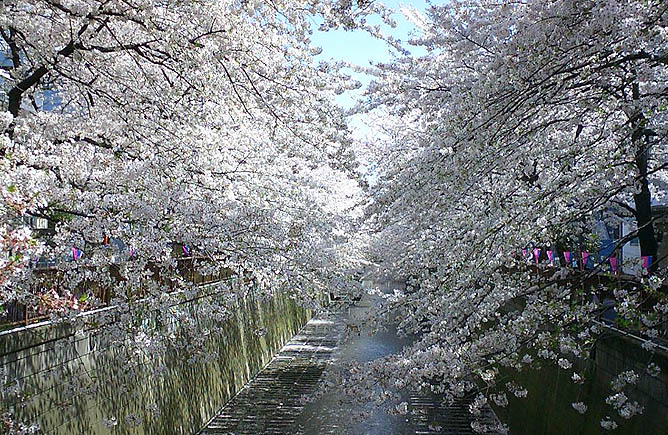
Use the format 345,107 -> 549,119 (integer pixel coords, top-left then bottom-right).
297,278 -> 415,435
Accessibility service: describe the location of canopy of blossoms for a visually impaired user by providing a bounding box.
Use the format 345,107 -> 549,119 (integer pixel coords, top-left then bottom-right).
0,0 -> 376,356
358,0 -> 667,430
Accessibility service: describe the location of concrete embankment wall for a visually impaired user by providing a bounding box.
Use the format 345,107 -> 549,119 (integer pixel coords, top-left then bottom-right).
0,285 -> 310,434
496,331 -> 668,434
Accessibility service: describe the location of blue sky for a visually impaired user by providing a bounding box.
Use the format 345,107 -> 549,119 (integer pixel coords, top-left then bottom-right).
309,0 -> 430,110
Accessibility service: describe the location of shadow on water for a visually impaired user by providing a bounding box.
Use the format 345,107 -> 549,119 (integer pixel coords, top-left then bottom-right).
496,332 -> 668,435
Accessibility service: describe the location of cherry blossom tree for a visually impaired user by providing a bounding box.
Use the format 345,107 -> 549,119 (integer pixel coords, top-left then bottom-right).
0,0 -> 377,352
0,1 -> 379,430
361,0 -> 667,429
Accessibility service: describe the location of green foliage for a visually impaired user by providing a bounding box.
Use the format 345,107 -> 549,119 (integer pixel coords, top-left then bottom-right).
583,233 -> 601,253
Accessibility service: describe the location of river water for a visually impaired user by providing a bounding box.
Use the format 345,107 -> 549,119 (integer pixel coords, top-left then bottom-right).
296,277 -> 668,435
296,278 -> 417,434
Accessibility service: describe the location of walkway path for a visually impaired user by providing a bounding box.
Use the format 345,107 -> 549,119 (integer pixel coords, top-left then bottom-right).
199,280 -> 501,435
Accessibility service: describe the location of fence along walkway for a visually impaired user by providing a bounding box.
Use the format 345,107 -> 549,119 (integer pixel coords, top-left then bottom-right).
198,307 -> 502,435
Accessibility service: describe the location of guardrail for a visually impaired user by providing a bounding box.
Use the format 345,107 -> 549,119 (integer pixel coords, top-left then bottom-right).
1,255 -> 233,330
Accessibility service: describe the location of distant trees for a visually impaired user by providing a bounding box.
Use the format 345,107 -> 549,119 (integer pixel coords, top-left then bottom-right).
364,0 -> 667,429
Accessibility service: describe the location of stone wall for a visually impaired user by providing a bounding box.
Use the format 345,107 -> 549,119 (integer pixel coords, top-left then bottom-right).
0,285 -> 310,434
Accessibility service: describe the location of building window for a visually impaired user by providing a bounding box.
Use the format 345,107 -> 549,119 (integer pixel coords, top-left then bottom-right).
33,217 -> 48,229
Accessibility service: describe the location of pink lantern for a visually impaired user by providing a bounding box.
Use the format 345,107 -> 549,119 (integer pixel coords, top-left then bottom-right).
533,248 -> 541,264
609,257 -> 618,274
547,250 -> 554,264
563,251 -> 572,266
642,256 -> 652,270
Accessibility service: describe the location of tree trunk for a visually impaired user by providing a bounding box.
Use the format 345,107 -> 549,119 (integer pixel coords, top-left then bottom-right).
632,140 -> 658,272
632,82 -> 658,273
